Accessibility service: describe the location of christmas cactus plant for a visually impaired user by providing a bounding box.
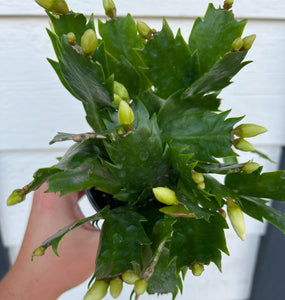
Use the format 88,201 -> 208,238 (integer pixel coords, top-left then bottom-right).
7,0 -> 285,299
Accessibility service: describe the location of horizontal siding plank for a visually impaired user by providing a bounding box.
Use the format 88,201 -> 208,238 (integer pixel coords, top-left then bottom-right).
1,0 -> 285,20
1,18 -> 284,150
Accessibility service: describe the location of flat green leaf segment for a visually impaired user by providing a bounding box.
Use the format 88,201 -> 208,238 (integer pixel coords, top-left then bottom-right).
240,196 -> 285,234
47,160 -> 120,196
158,91 -> 221,130
189,3 -> 247,75
225,169 -> 285,202
99,14 -> 144,66
182,51 -> 249,99
27,140 -> 121,196
47,13 -> 113,131
170,214 -> 229,271
32,207 -> 108,258
140,20 -> 199,99
47,11 -> 95,43
105,116 -> 170,202
99,14 -> 150,96
169,147 -> 215,219
225,170 -> 285,233
162,111 -> 241,162
95,208 -> 151,279
147,248 -> 183,297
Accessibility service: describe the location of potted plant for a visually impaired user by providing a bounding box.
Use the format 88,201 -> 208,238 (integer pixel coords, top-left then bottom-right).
7,0 -> 285,299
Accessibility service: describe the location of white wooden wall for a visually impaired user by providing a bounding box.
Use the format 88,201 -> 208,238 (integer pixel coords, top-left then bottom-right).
1,1 -> 285,299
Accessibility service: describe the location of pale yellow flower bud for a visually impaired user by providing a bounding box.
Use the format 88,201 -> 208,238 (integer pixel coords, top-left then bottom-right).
110,277 -> 123,299
137,21 -> 153,40
118,101 -> 135,132
152,187 -> 179,205
134,279 -> 148,296
35,0 -> 69,14
234,123 -> 267,138
84,280 -> 109,300
192,172 -> 204,184
81,29 -> 98,56
114,81 -> 129,103
191,263 -> 204,276
233,138 -> 255,152
66,32 -> 76,45
197,182 -> 206,190
114,94 -> 123,106
227,198 -> 246,241
7,189 -> 26,206
122,271 -> 140,284
103,0 -> 117,19
243,34 -> 256,51
31,246 -> 46,261
232,37 -> 243,52
242,162 -> 260,174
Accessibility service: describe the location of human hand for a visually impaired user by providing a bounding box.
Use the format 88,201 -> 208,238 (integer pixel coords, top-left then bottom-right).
0,183 -> 100,299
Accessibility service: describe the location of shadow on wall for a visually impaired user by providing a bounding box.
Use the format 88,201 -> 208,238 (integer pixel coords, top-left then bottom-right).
250,146 -> 285,300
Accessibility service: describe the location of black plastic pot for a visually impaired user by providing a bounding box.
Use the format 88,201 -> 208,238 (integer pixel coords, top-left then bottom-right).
85,188 -> 125,212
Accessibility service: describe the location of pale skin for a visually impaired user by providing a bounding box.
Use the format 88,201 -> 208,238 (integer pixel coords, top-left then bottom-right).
0,183 -> 100,299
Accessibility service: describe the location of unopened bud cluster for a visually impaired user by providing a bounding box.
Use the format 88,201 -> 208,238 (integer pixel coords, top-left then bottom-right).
233,123 -> 267,152
231,34 -> 256,52
113,81 -> 134,132
113,81 -> 130,106
65,25 -> 99,57
122,271 -> 147,296
192,172 -> 205,190
84,271 -> 147,299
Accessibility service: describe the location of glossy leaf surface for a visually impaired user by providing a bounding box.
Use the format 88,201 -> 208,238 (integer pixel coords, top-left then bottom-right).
162,111 -> 240,162
170,214 -> 229,271
141,20 -> 199,99
105,116 -> 170,201
147,248 -> 182,297
95,208 -> 151,279
240,196 -> 285,234
225,169 -> 285,202
189,3 -> 247,74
